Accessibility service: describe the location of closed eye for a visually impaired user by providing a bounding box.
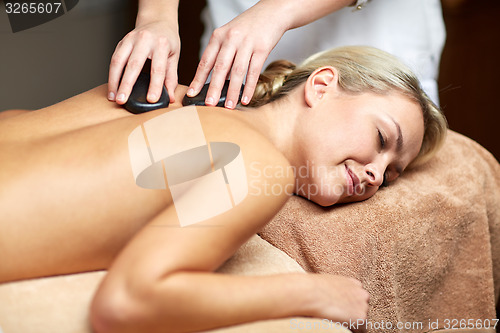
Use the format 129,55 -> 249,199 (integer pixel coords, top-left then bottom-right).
378,129 -> 389,187
378,129 -> 386,150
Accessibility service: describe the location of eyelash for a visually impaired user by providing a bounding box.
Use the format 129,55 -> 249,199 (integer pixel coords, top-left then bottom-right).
378,130 -> 386,149
378,129 -> 389,187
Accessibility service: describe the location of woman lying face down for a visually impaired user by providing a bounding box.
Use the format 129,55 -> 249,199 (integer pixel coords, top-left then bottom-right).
0,46 -> 446,332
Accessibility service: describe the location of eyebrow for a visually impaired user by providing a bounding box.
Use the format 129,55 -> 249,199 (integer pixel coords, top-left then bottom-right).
391,117 -> 404,153
389,116 -> 404,176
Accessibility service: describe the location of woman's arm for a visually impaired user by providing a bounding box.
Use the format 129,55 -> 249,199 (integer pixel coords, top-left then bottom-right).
0,109 -> 30,120
90,142 -> 369,332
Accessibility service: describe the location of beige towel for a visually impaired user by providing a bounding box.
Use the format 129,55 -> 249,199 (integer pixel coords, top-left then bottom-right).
260,130 -> 500,333
0,235 -> 350,333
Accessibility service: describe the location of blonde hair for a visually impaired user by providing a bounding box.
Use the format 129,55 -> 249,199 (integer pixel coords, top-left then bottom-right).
249,46 -> 448,167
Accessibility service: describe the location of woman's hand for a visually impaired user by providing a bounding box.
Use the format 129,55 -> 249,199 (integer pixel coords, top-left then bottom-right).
186,3 -> 288,109
305,274 -> 370,331
108,20 -> 180,105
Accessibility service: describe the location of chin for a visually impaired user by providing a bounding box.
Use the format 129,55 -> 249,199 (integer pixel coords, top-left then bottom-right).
309,194 -> 341,207
338,189 -> 378,204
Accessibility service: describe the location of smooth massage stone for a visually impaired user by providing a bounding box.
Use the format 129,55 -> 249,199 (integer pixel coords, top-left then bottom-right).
182,80 -> 244,107
124,72 -> 169,114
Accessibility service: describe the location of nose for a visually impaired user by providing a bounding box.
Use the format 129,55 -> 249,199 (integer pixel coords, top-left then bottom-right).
364,163 -> 384,187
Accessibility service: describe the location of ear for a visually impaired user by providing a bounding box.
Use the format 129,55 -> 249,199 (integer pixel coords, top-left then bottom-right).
304,66 -> 338,108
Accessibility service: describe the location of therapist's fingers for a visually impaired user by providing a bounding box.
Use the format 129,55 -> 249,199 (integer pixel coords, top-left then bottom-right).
204,45 -> 237,106
187,38 -> 220,98
241,52 -> 268,105
109,21 -> 181,106
108,39 -> 134,102
224,47 -> 252,109
148,32 -> 180,104
147,39 -> 170,103
115,42 -> 151,105
164,52 -> 179,103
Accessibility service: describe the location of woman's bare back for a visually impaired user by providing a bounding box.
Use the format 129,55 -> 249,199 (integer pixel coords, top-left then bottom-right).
0,85 -> 287,282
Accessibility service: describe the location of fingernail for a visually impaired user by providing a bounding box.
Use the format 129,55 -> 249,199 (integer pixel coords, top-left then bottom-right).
242,96 -> 249,105
108,92 -> 115,101
187,88 -> 195,96
226,100 -> 234,109
117,93 -> 125,103
206,97 -> 214,105
148,93 -> 157,102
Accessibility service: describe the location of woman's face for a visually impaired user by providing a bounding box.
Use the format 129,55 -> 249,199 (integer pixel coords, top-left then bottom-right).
294,91 -> 424,206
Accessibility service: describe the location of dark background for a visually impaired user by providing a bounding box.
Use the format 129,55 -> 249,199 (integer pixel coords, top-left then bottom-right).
0,0 -> 498,160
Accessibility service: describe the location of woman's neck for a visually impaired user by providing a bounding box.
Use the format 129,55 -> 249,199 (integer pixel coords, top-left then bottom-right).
235,97 -> 301,165
174,83 -> 301,164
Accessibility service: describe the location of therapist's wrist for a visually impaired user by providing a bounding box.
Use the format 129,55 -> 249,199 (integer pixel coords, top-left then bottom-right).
251,0 -> 296,32
136,0 -> 179,30
273,0 -> 355,30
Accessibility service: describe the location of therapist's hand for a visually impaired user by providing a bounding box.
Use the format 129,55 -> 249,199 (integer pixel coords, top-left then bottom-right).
187,0 -> 354,109
108,20 -> 180,105
186,4 -> 288,109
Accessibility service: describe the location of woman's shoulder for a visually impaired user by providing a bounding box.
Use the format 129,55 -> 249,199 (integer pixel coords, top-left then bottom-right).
141,104 -> 295,224
139,103 -> 293,188
196,105 -> 290,166
193,105 -> 295,205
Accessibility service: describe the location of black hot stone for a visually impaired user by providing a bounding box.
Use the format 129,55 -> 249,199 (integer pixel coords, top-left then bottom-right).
124,72 -> 169,114
182,80 -> 244,107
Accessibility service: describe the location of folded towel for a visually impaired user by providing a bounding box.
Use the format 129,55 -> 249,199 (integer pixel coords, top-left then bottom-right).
0,236 -> 338,333
260,130 -> 500,333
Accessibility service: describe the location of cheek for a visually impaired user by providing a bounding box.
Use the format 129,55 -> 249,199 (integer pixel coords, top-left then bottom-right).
297,167 -> 346,206
325,122 -> 374,162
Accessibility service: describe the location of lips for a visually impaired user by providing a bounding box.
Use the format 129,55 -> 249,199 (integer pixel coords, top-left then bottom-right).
345,164 -> 361,195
